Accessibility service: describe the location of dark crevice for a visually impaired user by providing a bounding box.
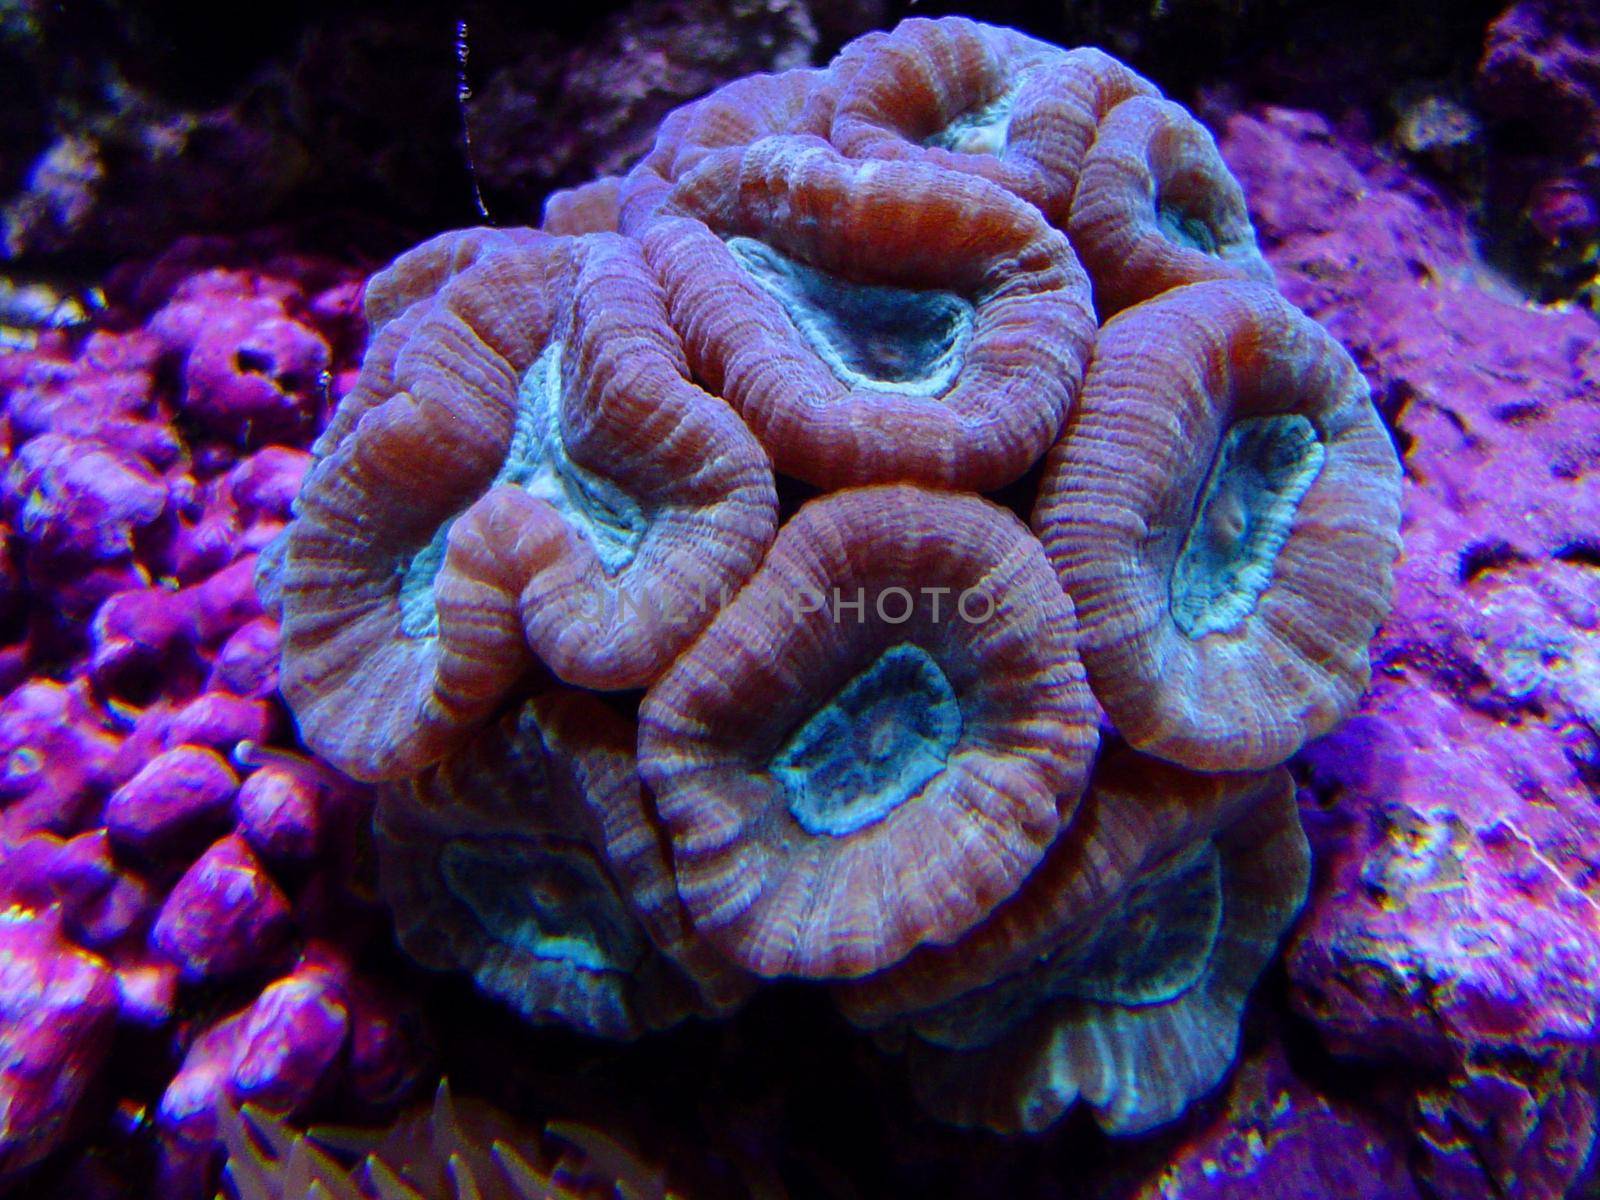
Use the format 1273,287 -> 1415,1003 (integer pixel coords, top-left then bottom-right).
1490,399 -> 1546,425
1457,539 -> 1523,584
1555,541 -> 1600,571
234,347 -> 274,375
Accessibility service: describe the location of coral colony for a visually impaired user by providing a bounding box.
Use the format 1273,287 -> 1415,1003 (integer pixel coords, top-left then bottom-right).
52,7 -> 1600,1197
262,6 -> 1397,1161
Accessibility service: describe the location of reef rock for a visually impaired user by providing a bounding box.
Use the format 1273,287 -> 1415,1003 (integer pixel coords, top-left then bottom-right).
0,235 -> 431,1197
1084,1029 -> 1421,1200
0,907 -> 120,1187
465,0 -> 829,212
1222,102 -> 1600,1200
1478,0 -> 1600,292
0,0 -> 882,261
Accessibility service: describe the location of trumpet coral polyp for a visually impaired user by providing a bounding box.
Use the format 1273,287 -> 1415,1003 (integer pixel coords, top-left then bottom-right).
639,137 -> 1095,491
925,86 -> 1021,154
638,484 -> 1098,980
1033,280 -> 1400,772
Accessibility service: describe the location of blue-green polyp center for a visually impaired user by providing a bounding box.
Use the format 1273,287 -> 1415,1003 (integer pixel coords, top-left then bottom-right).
440,839 -> 646,975
1170,413 -> 1325,638
1063,843 -> 1222,1006
1156,202 -> 1220,254
771,643 -> 963,838
727,237 -> 975,396
396,341 -> 648,639
908,842 -> 1224,1049
924,85 -> 1021,156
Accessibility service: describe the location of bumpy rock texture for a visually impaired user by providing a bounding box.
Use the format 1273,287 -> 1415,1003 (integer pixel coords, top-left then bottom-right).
0,234 -> 436,1200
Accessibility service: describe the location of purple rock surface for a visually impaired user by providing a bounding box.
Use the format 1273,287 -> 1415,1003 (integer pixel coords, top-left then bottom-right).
0,236 -> 427,1195
0,908 -> 119,1182
104,745 -> 239,857
1118,1033 -> 1421,1200
1220,100 -> 1600,1200
150,833 -> 293,981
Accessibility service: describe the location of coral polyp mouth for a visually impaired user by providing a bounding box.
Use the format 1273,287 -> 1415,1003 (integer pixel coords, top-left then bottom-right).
500,342 -> 649,573
1171,413 -> 1326,639
1035,280 -> 1397,771
439,839 -> 648,977
397,525 -> 452,640
643,135 -> 1095,491
924,85 -> 1022,156
771,642 -> 963,838
640,484 -> 1098,980
1156,202 -> 1221,255
377,690 -> 749,1039
1055,841 -> 1222,1007
904,839 -> 1227,1050
727,237 -> 975,395
892,772 -> 1309,1137
1069,95 -> 1273,315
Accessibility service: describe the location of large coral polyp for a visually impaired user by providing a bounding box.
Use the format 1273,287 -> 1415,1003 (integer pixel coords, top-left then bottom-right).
264,15 -> 1402,1142
1033,280 -> 1402,771
638,484 -> 1097,979
862,748 -> 1310,1136
271,228 -> 777,781
376,688 -> 748,1040
639,136 -> 1096,491
827,19 -> 1158,227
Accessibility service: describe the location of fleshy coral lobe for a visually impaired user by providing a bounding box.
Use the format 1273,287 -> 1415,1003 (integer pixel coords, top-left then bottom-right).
639,484 -> 1098,980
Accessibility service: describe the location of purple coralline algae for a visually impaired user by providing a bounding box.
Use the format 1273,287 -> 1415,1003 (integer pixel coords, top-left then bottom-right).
150,833 -> 294,982
0,235 -> 427,1197
1115,1031 -> 1423,1200
147,271 -> 333,447
156,941 -> 426,1198
1220,102 -> 1600,1200
0,907 -> 120,1182
104,745 -> 239,858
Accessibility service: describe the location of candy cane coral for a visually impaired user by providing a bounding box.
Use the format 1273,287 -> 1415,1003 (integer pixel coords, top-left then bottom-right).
256,14 -> 1401,1150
